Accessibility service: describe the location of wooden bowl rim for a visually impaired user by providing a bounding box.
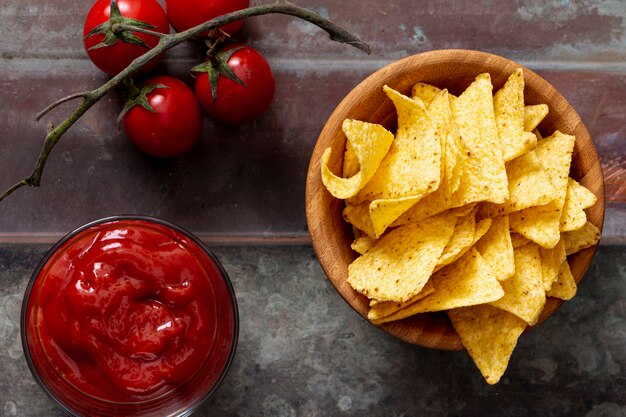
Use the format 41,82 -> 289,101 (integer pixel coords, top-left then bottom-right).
305,49 -> 605,350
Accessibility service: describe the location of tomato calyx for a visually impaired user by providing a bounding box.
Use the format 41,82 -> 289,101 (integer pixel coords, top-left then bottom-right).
84,0 -> 158,50
117,78 -> 169,124
191,44 -> 246,103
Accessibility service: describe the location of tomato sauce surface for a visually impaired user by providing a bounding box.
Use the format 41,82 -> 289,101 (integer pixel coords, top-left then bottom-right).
26,220 -> 223,402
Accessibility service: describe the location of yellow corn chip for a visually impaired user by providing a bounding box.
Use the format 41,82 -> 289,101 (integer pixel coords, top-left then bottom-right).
569,178 -> 597,209
489,243 -> 546,325
510,232 -> 531,248
450,73 -> 509,205
563,221 -> 601,256
546,261 -> 577,300
347,212 -> 456,302
430,90 -> 466,198
343,201 -> 377,239
450,203 -> 477,217
533,128 -> 543,141
475,215 -> 515,281
524,104 -> 549,132
436,211 -> 476,266
509,131 -> 576,248
539,239 -> 566,291
321,120 -> 394,199
493,68 -> 537,161
448,304 -> 527,385
412,82 -> 443,106
479,142 -> 558,218
560,178 -> 588,232
367,280 -> 435,321
351,235 -> 377,255
436,218 -> 492,271
342,140 -> 359,178
351,86 -> 441,203
373,248 -> 504,324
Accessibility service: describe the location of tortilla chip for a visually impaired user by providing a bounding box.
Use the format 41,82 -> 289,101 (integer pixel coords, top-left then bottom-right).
367,280 -> 435,321
430,90 -> 466,197
351,86 -> 441,203
563,221 -> 601,255
509,131 -> 576,248
539,238 -> 566,291
450,73 -> 509,205
412,82 -> 443,106
475,215 -> 515,281
489,243 -> 546,325
524,104 -> 549,132
493,68 -> 537,161
373,248 -> 504,324
560,178 -> 588,232
448,304 -> 527,385
343,201 -> 377,239
568,178 -> 597,209
546,261 -> 577,300
436,217 -> 492,271
347,212 -> 456,302
510,232 -> 531,249
321,120 -> 394,199
351,235 -> 377,255
479,143 -> 558,218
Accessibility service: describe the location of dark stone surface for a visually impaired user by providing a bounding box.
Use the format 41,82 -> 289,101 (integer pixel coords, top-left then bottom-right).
1,244 -> 624,416
0,0 -> 625,243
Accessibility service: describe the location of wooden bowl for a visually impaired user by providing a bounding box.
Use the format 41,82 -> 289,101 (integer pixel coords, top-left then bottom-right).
305,50 -> 605,350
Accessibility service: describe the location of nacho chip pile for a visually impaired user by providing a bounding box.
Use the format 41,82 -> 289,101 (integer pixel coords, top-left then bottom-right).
320,69 -> 600,385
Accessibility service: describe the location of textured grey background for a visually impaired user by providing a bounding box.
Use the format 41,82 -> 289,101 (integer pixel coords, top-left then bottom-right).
1,245 -> 624,416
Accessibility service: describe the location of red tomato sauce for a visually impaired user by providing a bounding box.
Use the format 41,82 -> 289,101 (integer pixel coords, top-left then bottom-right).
25,219 -> 230,403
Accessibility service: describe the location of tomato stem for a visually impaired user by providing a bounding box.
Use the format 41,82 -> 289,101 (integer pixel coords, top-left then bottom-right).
0,0 -> 370,202
111,23 -> 167,38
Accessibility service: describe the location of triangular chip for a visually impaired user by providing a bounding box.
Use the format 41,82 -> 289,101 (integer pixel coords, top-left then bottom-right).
568,178 -> 597,209
351,86 -> 441,203
539,238 -> 566,291
479,141 -> 558,217
343,201 -> 377,239
510,232 -> 531,249
367,280 -> 435,321
436,211 -> 476,267
489,243 -> 546,325
351,235 -> 377,255
509,131 -> 576,248
448,304 -> 527,385
321,120 -> 394,199
560,178 -> 588,232
546,261 -> 577,300
430,90 -> 466,198
475,215 -> 515,281
347,212 -> 456,302
563,221 -> 601,255
372,248 -> 504,324
493,68 -> 537,161
411,82 -> 443,106
450,73 -> 509,205
523,104 -> 549,132
435,218 -> 492,271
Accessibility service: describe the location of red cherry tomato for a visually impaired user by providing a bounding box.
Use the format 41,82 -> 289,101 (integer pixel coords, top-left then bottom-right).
83,0 -> 170,76
194,45 -> 275,125
122,76 -> 202,158
165,0 -> 249,37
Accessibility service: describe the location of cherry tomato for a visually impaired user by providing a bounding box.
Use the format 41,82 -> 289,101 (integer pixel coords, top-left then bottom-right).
122,76 -> 202,158
165,0 -> 249,37
194,45 -> 275,125
83,0 -> 170,76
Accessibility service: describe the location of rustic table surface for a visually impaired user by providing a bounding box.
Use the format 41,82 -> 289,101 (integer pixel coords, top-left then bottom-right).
0,1 -> 624,416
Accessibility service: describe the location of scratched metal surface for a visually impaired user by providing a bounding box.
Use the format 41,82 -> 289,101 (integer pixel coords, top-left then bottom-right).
0,0 -> 624,243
